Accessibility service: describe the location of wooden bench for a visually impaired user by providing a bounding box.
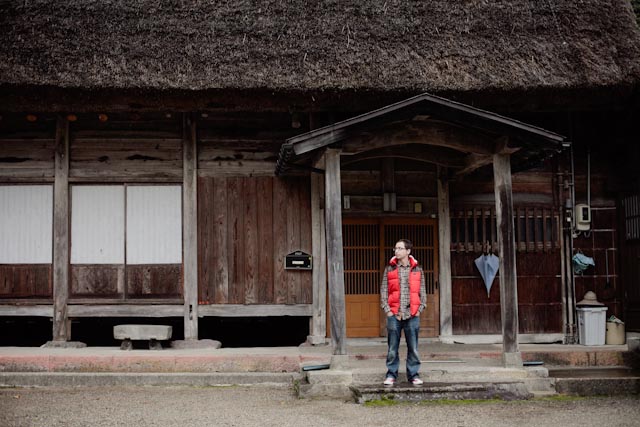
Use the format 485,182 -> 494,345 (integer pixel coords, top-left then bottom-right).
113,324 -> 172,350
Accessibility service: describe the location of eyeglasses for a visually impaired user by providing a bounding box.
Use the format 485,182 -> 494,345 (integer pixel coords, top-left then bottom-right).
393,247 -> 407,251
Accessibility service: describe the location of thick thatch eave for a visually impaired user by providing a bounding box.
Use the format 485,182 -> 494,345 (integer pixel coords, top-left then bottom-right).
1,0 -> 639,107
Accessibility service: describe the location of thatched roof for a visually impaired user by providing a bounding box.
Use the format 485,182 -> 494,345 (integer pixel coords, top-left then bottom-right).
1,0 -> 639,107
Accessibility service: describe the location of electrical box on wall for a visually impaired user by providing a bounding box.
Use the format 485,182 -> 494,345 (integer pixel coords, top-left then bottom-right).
574,204 -> 591,231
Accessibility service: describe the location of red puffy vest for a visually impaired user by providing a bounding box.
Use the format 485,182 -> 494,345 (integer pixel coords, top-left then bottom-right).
386,255 -> 422,316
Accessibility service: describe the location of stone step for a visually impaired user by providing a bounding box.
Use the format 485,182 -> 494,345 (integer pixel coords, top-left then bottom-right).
554,377 -> 640,396
524,377 -> 557,393
0,372 -> 301,388
352,366 -> 538,385
351,381 -> 533,403
548,367 -> 640,396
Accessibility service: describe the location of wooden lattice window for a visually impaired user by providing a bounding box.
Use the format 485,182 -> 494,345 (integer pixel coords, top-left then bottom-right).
342,220 -> 438,295
623,195 -> 640,241
343,223 -> 380,295
451,206 -> 560,253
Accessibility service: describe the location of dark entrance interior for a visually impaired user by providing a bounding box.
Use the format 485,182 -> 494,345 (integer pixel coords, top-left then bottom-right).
0,316 -> 309,347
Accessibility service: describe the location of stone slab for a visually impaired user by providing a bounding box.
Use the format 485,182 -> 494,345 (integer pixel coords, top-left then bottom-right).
170,339 -> 221,349
113,325 -> 172,340
352,381 -> 533,403
306,370 -> 352,385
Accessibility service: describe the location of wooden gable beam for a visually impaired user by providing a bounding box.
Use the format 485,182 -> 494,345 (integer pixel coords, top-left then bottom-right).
341,144 -> 465,168
341,121 -> 497,155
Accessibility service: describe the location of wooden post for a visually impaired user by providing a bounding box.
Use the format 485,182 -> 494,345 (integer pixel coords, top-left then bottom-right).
52,116 -> 70,341
437,166 -> 453,338
308,158 -> 327,344
324,149 -> 347,355
493,153 -> 522,367
183,114 -> 199,340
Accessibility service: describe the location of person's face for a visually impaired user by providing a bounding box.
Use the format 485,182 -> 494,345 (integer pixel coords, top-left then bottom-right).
393,241 -> 410,261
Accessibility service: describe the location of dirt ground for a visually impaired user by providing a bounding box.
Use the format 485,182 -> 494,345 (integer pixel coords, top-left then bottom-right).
1,386 -> 639,427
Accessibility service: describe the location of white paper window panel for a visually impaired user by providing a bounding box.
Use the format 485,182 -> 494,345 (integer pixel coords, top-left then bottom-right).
0,185 -> 53,264
71,186 -> 125,264
126,186 -> 182,264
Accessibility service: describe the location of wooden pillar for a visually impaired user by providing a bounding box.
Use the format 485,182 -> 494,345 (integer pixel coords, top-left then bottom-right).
52,116 -> 70,341
183,114 -> 199,340
437,166 -> 453,338
308,158 -> 327,344
493,153 -> 522,367
324,149 -> 347,355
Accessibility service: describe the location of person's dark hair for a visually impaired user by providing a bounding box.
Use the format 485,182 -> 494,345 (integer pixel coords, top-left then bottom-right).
397,239 -> 413,251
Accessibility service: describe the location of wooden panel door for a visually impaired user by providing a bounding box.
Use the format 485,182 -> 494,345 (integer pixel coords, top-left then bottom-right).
342,218 -> 439,338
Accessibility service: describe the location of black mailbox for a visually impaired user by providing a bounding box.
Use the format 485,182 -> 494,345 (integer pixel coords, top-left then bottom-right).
284,251 -> 312,270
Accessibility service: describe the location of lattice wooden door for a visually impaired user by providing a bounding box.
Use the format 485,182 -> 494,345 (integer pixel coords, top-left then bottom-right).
342,218 -> 439,338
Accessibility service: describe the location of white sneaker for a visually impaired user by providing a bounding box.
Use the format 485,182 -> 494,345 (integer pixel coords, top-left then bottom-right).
410,377 -> 423,386
383,377 -> 395,386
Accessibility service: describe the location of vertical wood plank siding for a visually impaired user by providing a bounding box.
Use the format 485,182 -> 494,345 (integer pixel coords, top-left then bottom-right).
198,176 -> 312,305
0,265 -> 52,297
227,177 -> 245,304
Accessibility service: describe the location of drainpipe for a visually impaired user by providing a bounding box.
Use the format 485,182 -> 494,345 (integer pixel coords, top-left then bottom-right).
566,142 -> 577,343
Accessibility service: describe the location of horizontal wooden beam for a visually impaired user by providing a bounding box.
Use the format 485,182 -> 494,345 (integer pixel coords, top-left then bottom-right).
342,121 -> 496,155
0,304 -> 313,317
0,305 -> 53,316
341,144 -> 465,168
198,304 -> 313,317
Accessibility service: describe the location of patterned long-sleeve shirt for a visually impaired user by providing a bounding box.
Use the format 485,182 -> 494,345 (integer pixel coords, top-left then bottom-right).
380,262 -> 427,320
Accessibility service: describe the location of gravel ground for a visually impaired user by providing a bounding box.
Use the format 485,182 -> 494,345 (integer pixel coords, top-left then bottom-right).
1,386 -> 639,427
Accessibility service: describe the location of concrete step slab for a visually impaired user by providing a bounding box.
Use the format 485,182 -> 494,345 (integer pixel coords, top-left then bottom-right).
352,366 -> 532,385
554,377 -> 640,396
0,372 -> 301,388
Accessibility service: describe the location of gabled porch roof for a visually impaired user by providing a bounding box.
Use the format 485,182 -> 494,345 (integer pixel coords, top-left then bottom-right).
276,92 -> 568,176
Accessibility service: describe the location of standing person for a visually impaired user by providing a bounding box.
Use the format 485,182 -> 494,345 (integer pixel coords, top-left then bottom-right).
380,239 -> 427,386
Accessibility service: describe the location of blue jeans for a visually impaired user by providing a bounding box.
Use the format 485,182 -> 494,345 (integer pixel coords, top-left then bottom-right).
385,315 -> 421,381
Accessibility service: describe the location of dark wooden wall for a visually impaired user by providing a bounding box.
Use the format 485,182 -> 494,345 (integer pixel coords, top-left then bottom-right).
197,176 -> 312,305
451,251 -> 562,334
450,163 -> 562,335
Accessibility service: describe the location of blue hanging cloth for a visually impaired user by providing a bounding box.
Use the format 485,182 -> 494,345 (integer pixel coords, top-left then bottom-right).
572,252 -> 595,275
474,254 -> 500,298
